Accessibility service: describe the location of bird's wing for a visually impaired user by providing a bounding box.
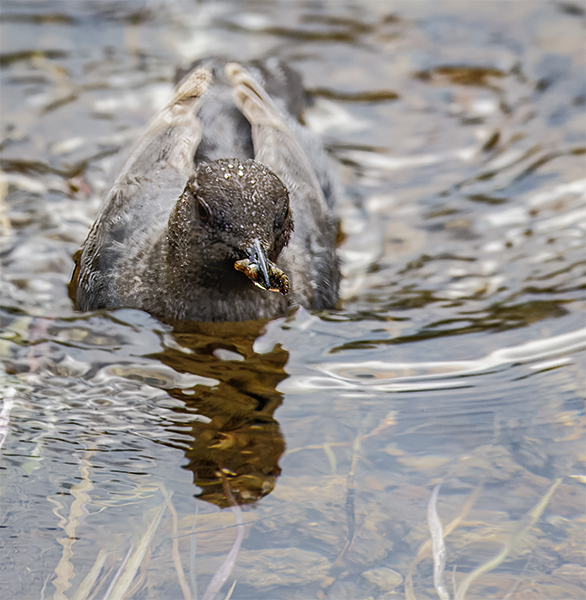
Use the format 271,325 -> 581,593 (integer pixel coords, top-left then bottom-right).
116,66 -> 211,183
227,62 -> 339,309
73,68 -> 212,310
226,62 -> 329,218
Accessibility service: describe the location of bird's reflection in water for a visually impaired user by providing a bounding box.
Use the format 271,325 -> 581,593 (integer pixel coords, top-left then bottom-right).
150,319 -> 288,508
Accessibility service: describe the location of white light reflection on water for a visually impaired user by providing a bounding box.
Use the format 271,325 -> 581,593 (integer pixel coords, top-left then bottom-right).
281,328 -> 586,394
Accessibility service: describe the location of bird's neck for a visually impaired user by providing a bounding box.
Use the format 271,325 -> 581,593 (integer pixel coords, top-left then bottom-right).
158,243 -> 287,321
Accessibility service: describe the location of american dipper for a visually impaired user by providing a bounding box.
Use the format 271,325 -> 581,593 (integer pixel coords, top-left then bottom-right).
69,58 -> 340,322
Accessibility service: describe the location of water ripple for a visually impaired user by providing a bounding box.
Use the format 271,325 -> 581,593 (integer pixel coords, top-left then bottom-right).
282,328 -> 586,393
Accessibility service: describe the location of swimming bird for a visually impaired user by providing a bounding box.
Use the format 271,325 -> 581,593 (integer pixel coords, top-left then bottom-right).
69,57 -> 340,322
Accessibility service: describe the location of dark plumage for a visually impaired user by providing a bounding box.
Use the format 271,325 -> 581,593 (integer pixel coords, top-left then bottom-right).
69,57 -> 340,322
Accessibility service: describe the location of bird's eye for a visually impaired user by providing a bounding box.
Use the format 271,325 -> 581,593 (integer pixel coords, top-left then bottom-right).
196,196 -> 211,224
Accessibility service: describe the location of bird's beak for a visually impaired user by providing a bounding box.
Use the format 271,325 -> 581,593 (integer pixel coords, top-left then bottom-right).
234,239 -> 289,295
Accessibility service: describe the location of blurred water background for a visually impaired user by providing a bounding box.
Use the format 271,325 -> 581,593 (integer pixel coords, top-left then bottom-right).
1,1 -> 585,598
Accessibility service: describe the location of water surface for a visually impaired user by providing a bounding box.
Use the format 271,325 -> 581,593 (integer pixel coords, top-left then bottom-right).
1,1 -> 585,599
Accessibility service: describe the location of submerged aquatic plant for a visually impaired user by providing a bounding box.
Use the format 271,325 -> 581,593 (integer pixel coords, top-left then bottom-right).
418,478 -> 563,600
201,470 -> 245,600
428,484 -> 449,600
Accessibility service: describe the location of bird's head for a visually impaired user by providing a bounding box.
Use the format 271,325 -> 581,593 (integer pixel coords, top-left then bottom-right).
167,158 -> 292,294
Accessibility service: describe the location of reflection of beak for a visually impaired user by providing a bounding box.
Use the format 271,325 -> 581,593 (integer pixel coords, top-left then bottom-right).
234,238 -> 289,296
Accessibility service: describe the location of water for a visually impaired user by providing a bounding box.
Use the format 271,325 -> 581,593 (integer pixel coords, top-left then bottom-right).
1,1 -> 585,599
